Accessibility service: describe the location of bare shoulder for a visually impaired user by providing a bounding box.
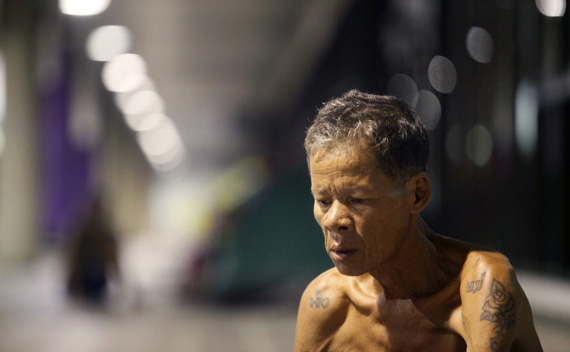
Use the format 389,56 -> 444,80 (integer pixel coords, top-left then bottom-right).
456,249 -> 542,351
459,249 -> 514,288
294,268 -> 350,352
433,235 -> 516,290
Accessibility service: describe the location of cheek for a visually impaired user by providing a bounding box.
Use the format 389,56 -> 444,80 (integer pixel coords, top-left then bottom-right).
372,199 -> 407,225
356,209 -> 384,231
356,211 -> 393,248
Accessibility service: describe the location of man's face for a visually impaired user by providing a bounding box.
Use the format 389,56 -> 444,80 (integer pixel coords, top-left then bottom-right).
309,145 -> 412,276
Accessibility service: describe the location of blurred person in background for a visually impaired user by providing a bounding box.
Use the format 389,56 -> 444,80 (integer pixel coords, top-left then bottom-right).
295,90 -> 542,351
66,194 -> 120,305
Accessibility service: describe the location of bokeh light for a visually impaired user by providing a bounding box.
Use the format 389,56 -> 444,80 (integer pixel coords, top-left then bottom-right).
515,80 -> 539,161
428,55 -> 457,94
121,90 -> 165,116
445,125 -> 464,165
466,124 -> 494,167
59,0 -> 111,16
150,148 -> 184,172
115,77 -> 155,111
125,113 -> 165,132
102,54 -> 147,92
138,120 -> 177,158
536,0 -> 566,17
387,73 -> 418,108
415,90 -> 441,130
86,25 -> 132,62
466,27 -> 494,64
137,118 -> 185,172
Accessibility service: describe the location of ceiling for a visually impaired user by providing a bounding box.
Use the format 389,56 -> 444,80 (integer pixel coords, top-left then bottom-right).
73,0 -> 352,172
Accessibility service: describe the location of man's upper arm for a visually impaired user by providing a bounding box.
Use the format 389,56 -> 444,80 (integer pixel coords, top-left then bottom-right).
294,270 -> 347,352
460,252 -> 541,352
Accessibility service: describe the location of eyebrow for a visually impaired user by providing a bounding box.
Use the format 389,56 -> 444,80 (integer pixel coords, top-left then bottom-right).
346,187 -> 369,194
311,187 -> 370,196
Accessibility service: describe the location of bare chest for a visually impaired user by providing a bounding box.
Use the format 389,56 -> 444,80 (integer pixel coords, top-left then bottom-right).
326,299 -> 466,352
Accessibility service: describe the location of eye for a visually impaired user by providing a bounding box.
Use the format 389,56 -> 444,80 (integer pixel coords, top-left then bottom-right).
316,199 -> 332,207
349,197 -> 366,205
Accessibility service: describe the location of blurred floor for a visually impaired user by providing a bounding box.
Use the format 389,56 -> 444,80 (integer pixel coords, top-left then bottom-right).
1,250 -> 569,352
0,245 -> 298,352
0,301 -> 296,352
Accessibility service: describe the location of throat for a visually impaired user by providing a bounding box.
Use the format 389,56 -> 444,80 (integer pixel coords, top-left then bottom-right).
371,232 -> 452,300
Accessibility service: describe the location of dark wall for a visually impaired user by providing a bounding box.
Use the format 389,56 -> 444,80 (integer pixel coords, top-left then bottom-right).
288,0 -> 570,274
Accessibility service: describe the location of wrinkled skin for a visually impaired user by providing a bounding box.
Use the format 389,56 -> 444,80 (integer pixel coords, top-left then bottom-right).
294,145 -> 542,352
310,146 -> 412,279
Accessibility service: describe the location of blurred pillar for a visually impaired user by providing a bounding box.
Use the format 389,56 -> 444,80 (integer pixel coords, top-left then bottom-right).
0,0 -> 39,262
99,96 -> 152,237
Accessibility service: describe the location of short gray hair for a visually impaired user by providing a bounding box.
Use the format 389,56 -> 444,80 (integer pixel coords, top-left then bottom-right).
304,89 -> 429,181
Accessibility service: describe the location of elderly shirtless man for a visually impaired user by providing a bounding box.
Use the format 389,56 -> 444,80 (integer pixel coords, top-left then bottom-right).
295,90 -> 542,351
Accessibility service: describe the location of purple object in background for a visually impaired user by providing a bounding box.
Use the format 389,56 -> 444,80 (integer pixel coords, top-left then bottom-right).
40,50 -> 91,243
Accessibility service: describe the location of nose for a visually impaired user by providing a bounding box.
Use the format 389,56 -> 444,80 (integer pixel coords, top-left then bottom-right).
323,200 -> 353,232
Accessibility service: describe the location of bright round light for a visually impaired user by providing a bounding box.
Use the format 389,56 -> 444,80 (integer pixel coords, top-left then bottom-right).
515,81 -> 538,161
466,27 -> 494,63
151,150 -> 184,172
102,54 -> 147,92
536,0 -> 566,17
125,113 -> 166,132
387,74 -> 418,108
137,118 -> 177,156
139,130 -> 176,158
428,55 -> 457,94
86,26 -> 132,62
466,124 -> 494,167
114,77 -> 155,111
60,0 -> 111,16
415,90 -> 441,130
137,119 -> 185,171
146,142 -> 183,166
122,90 -> 164,116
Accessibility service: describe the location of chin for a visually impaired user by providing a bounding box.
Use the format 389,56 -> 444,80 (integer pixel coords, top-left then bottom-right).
334,262 -> 367,276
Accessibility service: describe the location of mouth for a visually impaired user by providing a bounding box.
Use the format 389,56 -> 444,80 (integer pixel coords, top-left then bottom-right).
330,248 -> 357,261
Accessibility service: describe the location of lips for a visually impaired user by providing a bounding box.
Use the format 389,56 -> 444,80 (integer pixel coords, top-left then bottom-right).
330,247 -> 357,261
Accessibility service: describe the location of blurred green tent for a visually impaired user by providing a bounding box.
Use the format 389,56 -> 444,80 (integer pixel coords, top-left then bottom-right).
203,168 -> 332,302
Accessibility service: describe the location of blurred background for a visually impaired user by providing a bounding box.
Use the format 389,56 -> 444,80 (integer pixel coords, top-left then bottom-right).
1,0 -> 570,351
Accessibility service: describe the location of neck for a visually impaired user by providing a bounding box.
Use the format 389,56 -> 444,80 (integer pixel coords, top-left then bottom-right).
369,218 -> 450,300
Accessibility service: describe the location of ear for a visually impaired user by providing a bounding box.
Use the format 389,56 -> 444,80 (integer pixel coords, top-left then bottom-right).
407,173 -> 432,214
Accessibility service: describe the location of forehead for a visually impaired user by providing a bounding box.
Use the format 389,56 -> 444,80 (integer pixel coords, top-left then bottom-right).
310,144 -> 376,173
309,144 -> 393,189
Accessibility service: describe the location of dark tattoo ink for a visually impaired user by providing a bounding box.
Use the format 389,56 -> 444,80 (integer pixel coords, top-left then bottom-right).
309,290 -> 330,309
466,272 -> 486,294
480,279 -> 516,352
